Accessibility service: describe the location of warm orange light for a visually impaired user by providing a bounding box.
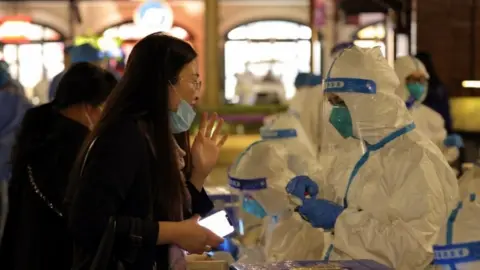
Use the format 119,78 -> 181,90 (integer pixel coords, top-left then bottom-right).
0,15 -> 32,23
0,17 -> 33,43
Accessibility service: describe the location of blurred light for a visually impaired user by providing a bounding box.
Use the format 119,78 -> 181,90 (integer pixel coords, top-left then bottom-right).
356,23 -> 385,39
98,36 -> 119,52
183,1 -> 204,16
169,26 -> 188,40
0,15 -> 31,23
353,40 -> 386,56
396,34 -> 409,57
462,80 -> 480,88
0,20 -> 32,43
133,0 -> 173,32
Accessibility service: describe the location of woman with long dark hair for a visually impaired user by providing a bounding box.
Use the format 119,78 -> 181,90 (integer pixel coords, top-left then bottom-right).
66,33 -> 227,269
0,62 -> 117,269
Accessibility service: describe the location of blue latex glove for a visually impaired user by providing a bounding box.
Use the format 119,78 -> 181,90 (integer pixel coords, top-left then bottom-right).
212,238 -> 239,260
297,198 -> 343,230
285,175 -> 319,201
444,134 -> 464,148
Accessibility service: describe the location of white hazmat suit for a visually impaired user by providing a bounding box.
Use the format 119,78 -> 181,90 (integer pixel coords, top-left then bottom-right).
229,113 -> 326,263
289,85 -> 323,150
433,163 -> 480,269
303,46 -> 459,269
287,75 -> 364,191
394,56 -> 459,163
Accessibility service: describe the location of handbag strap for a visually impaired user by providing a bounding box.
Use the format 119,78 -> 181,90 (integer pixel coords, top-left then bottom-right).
28,137 -> 98,218
81,138 -> 97,177
27,165 -> 63,217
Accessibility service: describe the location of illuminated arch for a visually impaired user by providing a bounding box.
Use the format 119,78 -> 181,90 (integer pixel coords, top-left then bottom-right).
98,20 -> 194,41
0,18 -> 65,44
0,18 -> 66,99
225,19 -> 312,41
223,19 -> 321,102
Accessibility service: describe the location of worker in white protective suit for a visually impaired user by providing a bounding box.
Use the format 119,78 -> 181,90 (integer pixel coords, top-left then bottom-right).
433,163 -> 480,269
290,42 -> 354,153
288,73 -> 324,150
229,113 -> 326,263
288,73 -> 312,116
286,46 -> 459,269
394,56 -> 463,163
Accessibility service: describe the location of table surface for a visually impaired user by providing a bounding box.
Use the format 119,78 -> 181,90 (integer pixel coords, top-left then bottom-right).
231,260 -> 392,270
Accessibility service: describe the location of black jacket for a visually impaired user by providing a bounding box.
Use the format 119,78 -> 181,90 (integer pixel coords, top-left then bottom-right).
0,105 -> 89,269
67,117 -> 214,270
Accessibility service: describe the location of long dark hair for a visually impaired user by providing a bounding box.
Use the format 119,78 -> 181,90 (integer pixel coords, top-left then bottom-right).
69,33 -> 197,221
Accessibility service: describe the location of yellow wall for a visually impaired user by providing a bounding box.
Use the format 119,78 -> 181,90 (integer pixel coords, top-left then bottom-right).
451,97 -> 480,132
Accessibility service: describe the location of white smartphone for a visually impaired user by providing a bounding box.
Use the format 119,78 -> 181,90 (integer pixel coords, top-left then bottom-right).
199,210 -> 235,237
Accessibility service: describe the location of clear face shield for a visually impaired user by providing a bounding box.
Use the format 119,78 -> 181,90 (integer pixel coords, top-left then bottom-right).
322,76 -> 401,147
319,78 -> 379,207
320,78 -> 380,157
320,76 -> 416,206
228,142 -> 297,247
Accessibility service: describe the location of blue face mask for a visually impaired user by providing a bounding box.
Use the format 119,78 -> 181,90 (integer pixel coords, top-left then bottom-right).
406,83 -> 425,101
242,196 -> 267,219
329,105 -> 353,139
170,99 -> 196,134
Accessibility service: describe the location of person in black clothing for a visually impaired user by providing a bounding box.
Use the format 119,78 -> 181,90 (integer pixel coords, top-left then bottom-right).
0,62 -> 117,269
416,51 -> 453,134
65,33 -> 227,270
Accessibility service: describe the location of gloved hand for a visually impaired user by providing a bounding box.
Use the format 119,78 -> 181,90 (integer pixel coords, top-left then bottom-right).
444,134 -> 464,148
285,175 -> 319,201
296,198 -> 343,230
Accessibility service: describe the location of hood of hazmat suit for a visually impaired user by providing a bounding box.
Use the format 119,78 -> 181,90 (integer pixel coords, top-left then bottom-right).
394,56 -> 459,163
288,76 -> 360,157
433,163 -> 480,270
229,115 -> 326,263
289,73 -> 313,120
260,112 -> 317,160
288,83 -> 323,150
318,46 -> 458,269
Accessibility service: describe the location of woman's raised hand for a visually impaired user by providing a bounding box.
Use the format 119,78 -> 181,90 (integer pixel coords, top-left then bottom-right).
191,112 -> 228,179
